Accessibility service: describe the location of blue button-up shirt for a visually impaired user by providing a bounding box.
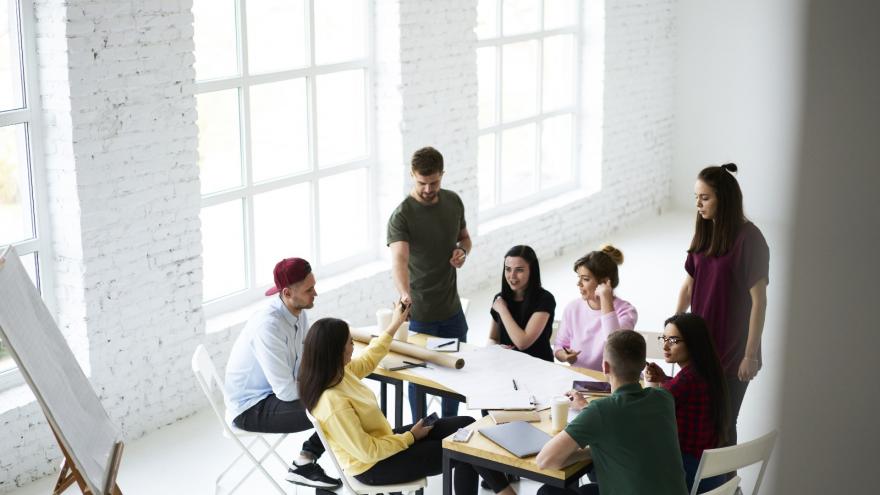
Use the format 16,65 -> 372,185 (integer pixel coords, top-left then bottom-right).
224,297 -> 309,421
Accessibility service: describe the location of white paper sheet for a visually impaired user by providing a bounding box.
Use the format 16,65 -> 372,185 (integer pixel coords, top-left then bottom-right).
406,345 -> 596,410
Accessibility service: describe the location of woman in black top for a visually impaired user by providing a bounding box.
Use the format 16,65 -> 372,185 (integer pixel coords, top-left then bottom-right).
489,245 -> 556,361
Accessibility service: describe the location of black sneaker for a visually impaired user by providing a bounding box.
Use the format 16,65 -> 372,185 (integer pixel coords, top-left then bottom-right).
285,461 -> 342,489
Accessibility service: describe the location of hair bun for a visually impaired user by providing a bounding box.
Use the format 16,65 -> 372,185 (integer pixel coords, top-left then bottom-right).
599,244 -> 624,265
721,163 -> 738,173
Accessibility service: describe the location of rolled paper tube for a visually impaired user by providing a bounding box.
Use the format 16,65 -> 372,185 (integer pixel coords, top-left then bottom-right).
350,327 -> 465,370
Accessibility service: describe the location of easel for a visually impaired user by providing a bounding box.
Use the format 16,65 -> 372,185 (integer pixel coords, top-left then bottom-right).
0,247 -> 125,495
50,425 -> 124,495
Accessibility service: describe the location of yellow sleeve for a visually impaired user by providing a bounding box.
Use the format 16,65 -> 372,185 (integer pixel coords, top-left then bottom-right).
347,333 -> 393,379
323,405 -> 414,464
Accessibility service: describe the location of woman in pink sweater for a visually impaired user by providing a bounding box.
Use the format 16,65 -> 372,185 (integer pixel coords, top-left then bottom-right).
553,245 -> 638,370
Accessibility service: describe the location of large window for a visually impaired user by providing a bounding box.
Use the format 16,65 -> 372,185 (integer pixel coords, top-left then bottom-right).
0,0 -> 50,388
476,0 -> 582,216
193,0 -> 375,313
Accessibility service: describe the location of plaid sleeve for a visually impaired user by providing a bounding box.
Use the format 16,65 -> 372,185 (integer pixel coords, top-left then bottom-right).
664,367 -> 718,457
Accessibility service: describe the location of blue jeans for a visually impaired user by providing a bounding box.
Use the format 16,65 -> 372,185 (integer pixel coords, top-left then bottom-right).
407,310 -> 468,420
683,453 -> 726,493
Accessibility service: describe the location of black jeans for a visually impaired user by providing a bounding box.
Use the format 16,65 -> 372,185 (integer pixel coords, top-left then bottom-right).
537,484 -> 600,495
537,461 -> 599,495
724,374 -> 750,446
233,394 -> 324,459
354,416 -> 509,495
407,310 -> 468,419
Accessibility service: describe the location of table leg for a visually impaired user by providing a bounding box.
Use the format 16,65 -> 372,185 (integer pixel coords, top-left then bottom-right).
414,385 -> 427,419
380,382 -> 388,417
394,381 -> 403,427
442,449 -> 453,495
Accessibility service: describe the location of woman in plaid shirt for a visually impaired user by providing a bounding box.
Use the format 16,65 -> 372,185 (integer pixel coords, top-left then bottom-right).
646,313 -> 731,494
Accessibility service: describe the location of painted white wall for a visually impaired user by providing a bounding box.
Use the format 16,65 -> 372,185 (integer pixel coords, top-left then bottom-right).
774,1 -> 880,492
672,0 -> 806,227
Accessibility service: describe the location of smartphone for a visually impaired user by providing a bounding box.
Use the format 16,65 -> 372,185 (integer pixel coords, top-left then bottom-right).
422,412 -> 440,427
452,427 -> 473,442
572,380 -> 612,393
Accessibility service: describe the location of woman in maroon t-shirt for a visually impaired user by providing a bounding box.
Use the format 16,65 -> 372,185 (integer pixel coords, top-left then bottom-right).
675,163 -> 770,446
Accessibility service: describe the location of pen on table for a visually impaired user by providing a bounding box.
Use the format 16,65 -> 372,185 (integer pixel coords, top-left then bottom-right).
512,379 -> 518,391
389,363 -> 418,371
436,339 -> 457,348
402,360 -> 428,368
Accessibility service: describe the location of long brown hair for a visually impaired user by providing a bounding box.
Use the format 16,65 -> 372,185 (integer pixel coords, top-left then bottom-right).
298,318 -> 351,411
664,313 -> 730,447
688,163 -> 746,257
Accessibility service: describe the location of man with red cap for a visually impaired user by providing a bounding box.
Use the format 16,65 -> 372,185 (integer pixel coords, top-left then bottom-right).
224,258 -> 342,488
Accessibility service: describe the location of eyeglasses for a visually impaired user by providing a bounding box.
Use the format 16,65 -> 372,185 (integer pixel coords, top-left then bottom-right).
657,336 -> 684,346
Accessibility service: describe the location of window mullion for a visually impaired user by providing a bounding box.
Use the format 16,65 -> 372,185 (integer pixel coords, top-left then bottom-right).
573,0 -> 585,184
306,0 -> 320,266
494,0 -> 503,206
536,1 -> 545,190
237,0 -> 257,289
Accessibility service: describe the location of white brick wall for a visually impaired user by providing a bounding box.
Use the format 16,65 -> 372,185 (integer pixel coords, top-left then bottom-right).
0,0 -> 677,490
0,0 -> 202,490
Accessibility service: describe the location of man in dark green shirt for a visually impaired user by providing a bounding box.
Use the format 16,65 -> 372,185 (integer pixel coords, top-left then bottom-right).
387,146 -> 471,418
536,331 -> 688,495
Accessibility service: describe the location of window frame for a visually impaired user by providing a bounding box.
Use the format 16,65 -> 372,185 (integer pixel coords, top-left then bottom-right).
476,0 -> 584,220
0,0 -> 54,391
194,0 -> 377,318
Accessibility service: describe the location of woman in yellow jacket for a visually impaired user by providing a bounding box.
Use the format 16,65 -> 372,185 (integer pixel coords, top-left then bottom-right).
298,302 -> 514,495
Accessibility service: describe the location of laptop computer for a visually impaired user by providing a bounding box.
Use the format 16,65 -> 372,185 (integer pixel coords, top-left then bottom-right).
478,421 -> 553,458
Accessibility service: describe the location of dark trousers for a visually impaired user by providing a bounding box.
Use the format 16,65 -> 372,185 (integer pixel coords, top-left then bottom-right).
233,394 -> 324,459
354,416 -> 508,495
724,374 -> 750,446
407,310 -> 468,419
683,453 -> 726,493
537,483 -> 600,495
537,462 -> 598,495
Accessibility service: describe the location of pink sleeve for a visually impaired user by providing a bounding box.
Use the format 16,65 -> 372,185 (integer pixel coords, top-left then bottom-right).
600,300 -> 638,334
554,306 -> 572,350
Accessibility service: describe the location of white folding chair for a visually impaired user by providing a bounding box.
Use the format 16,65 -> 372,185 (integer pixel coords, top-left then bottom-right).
700,476 -> 741,495
690,430 -> 778,495
550,318 -> 561,346
305,410 -> 427,495
191,345 -> 291,495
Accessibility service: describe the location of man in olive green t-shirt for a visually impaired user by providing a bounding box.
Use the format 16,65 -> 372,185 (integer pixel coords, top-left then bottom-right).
387,146 -> 471,418
536,331 -> 688,495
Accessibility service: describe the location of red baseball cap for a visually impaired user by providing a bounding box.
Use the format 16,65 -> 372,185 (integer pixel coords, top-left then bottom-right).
265,258 -> 312,296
